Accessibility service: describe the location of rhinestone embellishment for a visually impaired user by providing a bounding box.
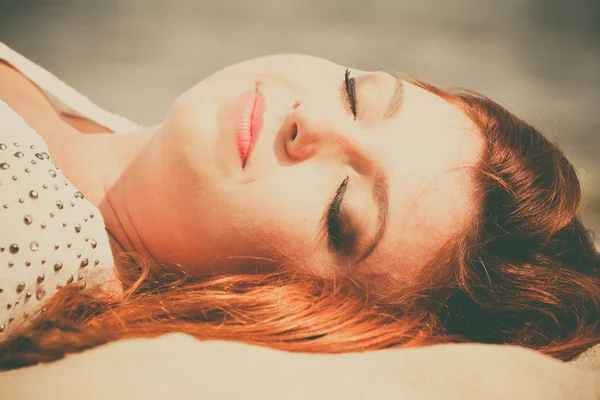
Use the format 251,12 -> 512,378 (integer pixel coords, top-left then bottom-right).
0,140 -> 111,335
36,288 -> 46,300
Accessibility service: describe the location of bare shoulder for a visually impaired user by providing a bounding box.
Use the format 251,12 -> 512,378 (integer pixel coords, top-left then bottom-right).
0,60 -> 65,133
0,61 -> 110,135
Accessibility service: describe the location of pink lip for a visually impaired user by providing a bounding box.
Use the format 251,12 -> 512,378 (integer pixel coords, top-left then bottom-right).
233,87 -> 265,168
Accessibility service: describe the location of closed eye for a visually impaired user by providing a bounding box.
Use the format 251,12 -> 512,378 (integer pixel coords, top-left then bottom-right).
343,69 -> 358,120
326,176 -> 358,257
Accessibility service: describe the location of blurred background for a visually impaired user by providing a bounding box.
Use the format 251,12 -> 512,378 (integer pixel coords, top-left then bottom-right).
1,0 -> 599,241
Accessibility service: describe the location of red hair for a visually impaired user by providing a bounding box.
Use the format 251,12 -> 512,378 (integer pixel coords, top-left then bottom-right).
1,82 -> 599,369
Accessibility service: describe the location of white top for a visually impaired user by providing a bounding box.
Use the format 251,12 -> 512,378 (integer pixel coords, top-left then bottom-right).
0,42 -> 139,133
0,42 -> 137,340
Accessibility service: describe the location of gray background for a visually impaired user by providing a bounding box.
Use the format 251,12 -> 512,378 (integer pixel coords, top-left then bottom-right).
1,0 -> 599,241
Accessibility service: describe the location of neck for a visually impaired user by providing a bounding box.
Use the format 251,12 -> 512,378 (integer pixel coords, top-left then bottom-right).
0,60 -> 167,279
44,125 -> 162,276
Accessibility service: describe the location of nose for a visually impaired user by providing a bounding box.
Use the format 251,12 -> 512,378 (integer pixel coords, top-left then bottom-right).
285,101 -> 370,164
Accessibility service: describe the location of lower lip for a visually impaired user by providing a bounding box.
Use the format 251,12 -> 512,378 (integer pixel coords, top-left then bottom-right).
233,88 -> 265,168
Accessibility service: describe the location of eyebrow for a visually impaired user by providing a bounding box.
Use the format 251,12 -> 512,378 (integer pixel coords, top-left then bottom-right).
334,70 -> 397,263
356,169 -> 390,264
383,72 -> 404,120
353,72 -> 399,263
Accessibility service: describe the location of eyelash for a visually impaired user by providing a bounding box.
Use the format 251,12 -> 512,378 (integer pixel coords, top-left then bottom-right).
327,176 -> 352,254
344,69 -> 358,119
325,70 -> 358,255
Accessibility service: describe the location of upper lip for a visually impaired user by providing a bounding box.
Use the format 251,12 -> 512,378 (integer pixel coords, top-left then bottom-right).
247,88 -> 259,163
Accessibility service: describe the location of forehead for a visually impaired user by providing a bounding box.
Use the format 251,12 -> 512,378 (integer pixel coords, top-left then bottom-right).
356,81 -> 484,280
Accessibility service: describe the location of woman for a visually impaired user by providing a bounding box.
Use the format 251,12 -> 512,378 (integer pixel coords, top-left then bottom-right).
0,43 -> 599,369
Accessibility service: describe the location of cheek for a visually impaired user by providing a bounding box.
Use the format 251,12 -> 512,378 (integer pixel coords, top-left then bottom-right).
162,94 -> 222,177
223,167 -> 333,263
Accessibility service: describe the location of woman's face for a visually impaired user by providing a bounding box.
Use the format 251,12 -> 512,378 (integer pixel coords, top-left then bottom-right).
150,54 -> 483,283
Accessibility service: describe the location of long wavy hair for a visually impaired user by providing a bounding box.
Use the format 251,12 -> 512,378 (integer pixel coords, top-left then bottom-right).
1,81 -> 599,370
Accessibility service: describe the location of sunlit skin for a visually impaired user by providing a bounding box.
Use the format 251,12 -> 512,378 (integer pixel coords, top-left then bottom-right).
1,55 -> 485,286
